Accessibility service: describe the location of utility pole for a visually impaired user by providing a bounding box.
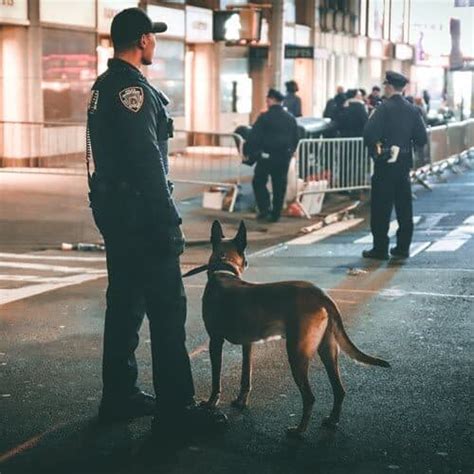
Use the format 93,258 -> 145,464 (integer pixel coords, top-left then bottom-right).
269,0 -> 284,91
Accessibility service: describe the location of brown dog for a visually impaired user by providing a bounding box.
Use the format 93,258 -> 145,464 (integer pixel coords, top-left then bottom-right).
201,220 -> 390,436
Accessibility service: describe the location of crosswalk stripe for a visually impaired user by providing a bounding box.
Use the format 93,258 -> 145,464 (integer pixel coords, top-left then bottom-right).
0,252 -> 105,262
426,217 -> 474,252
287,219 -> 364,245
0,261 -> 104,274
0,273 -> 106,306
354,216 -> 421,244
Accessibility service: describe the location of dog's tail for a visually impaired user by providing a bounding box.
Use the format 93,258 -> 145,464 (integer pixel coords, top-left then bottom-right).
325,295 -> 390,368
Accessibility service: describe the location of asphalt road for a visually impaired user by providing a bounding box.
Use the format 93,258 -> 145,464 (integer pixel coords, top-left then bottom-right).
0,169 -> 473,474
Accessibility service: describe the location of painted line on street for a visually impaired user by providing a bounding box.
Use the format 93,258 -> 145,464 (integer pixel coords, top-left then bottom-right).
0,274 -> 87,283
409,242 -> 432,257
0,261 -> 105,274
287,219 -> 364,245
327,287 -> 474,299
0,252 -> 105,262
354,216 -> 421,244
426,218 -> 474,252
0,272 -> 107,306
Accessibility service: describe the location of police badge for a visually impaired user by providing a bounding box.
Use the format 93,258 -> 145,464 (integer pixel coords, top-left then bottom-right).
119,87 -> 144,112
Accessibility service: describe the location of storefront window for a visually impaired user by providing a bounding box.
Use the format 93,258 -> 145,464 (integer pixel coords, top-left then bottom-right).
285,0 -> 296,23
220,53 -> 250,113
148,39 -> 185,116
390,0 -> 405,43
367,0 -> 384,39
42,29 -> 96,123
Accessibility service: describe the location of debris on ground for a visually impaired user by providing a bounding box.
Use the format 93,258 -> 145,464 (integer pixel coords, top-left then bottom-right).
347,267 -> 368,276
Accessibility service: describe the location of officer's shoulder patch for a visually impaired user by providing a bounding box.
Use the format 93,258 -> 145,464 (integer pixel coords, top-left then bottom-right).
87,90 -> 99,114
119,86 -> 144,113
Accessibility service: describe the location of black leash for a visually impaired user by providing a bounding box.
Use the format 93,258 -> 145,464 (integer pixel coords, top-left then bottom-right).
182,264 -> 208,278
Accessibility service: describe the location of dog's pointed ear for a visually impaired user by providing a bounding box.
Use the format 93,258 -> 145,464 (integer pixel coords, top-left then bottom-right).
211,220 -> 224,246
234,220 -> 247,252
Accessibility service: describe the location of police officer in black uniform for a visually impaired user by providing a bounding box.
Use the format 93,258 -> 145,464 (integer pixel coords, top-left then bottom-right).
362,71 -> 428,260
87,8 -> 226,439
247,88 -> 299,222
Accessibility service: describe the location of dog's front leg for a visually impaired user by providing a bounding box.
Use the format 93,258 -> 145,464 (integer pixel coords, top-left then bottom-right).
206,337 -> 224,408
232,343 -> 253,409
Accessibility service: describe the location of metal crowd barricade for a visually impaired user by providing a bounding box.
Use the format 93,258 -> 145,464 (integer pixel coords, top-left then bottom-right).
169,130 -> 247,212
413,119 -> 474,188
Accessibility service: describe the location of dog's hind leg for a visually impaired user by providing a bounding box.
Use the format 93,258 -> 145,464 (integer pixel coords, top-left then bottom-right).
318,331 -> 346,428
206,337 -> 224,408
232,343 -> 253,409
286,313 -> 328,437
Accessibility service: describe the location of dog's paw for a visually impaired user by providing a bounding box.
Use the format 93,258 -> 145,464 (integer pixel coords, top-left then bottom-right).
286,426 -> 304,439
321,416 -> 339,429
231,398 -> 248,410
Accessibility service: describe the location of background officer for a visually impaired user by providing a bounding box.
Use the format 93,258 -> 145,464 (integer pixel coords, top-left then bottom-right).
363,71 -> 428,260
87,8 -> 226,439
247,88 -> 299,222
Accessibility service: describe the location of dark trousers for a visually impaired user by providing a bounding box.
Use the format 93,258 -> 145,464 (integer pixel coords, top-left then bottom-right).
252,156 -> 291,218
370,167 -> 413,253
101,230 -> 194,413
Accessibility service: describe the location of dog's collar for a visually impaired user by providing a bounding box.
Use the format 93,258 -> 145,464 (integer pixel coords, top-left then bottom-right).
213,270 -> 238,277
208,261 -> 240,278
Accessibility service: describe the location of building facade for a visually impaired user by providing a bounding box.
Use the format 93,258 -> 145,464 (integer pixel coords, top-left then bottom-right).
0,0 -> 471,166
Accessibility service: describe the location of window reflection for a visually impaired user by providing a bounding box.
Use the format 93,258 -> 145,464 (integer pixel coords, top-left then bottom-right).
42,29 -> 96,123
148,39 -> 185,116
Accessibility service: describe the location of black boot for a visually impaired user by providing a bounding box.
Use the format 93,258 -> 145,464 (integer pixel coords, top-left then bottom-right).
362,248 -> 389,260
98,391 -> 156,423
390,246 -> 410,259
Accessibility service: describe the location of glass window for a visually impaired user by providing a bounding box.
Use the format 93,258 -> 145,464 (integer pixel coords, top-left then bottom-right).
390,0 -> 405,43
285,0 -> 296,23
367,0 -> 384,39
148,39 -> 185,116
42,29 -> 96,123
220,53 -> 249,113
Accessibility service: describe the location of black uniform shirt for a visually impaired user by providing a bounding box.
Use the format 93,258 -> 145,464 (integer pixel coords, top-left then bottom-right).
247,104 -> 299,160
87,58 -> 175,215
363,94 -> 427,171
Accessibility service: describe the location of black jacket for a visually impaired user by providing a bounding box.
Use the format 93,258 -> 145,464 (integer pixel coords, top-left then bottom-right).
363,94 -> 428,171
338,100 -> 368,137
247,104 -> 299,161
87,58 -> 180,227
283,93 -> 302,118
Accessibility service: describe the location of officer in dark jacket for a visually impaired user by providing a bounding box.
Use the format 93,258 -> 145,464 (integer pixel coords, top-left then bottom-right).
87,8 -> 226,439
363,71 -> 428,260
247,88 -> 299,222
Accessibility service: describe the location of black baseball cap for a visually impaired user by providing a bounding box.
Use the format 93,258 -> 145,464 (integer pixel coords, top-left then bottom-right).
267,88 -> 285,102
111,8 -> 167,47
383,71 -> 409,88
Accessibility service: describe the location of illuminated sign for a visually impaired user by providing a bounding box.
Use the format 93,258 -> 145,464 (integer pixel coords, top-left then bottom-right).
213,10 -> 262,42
40,0 -> 95,27
98,1 -> 138,34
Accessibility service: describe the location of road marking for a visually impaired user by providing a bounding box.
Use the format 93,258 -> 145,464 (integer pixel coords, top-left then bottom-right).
0,274 -> 87,283
287,219 -> 364,245
417,213 -> 451,230
0,261 -> 104,274
354,216 -> 421,244
410,242 -> 432,257
426,218 -> 474,252
0,252 -> 105,262
0,272 -> 107,306
327,288 -> 474,299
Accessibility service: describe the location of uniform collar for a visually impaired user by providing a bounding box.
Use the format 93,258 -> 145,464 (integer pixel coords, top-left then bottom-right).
107,58 -> 143,77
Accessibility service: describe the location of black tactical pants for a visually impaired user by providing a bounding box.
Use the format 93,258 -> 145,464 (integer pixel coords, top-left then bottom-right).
252,156 -> 291,218
91,193 -> 195,413
370,166 -> 413,254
